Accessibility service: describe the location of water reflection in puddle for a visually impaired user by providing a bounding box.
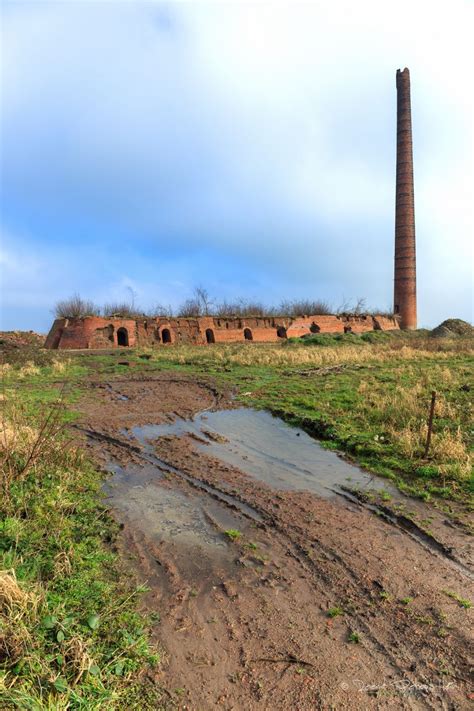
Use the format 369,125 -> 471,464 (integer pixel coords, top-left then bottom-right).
131,408 -> 396,499
103,463 -> 247,576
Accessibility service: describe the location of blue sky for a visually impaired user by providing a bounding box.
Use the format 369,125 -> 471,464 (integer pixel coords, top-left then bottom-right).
1,0 -> 473,332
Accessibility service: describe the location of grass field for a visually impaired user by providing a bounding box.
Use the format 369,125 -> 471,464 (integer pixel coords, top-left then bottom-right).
1,331 -> 473,707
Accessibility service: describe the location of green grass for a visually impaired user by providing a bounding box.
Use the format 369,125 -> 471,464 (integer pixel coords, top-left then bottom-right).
442,590 -> 472,609
327,607 -> 344,618
224,529 -> 242,541
348,631 -> 360,643
0,367 -> 164,709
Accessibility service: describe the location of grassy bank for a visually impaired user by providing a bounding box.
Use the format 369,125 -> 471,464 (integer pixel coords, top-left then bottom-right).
0,365 -> 163,709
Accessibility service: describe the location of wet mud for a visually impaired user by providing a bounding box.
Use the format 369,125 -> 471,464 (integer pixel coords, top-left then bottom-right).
76,374 -> 473,710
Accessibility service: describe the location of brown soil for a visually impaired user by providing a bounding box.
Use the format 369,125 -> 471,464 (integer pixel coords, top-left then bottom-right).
75,374 -> 473,710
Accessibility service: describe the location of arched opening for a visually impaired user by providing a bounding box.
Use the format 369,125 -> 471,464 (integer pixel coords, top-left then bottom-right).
344,326 -> 352,334
107,324 -> 114,343
244,328 -> 253,341
162,328 -> 172,344
117,327 -> 129,346
205,329 -> 215,344
276,327 -> 287,339
310,323 -> 321,334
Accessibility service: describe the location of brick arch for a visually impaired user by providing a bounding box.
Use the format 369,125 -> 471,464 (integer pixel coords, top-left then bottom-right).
117,327 -> 129,346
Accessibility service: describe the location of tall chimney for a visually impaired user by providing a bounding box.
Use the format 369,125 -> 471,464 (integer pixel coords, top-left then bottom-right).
394,67 -> 417,329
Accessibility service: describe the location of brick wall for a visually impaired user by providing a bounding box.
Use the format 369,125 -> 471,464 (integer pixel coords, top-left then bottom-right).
45,313 -> 399,349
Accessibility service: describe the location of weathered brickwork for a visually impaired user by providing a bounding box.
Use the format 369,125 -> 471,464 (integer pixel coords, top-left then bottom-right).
394,68 -> 417,330
45,314 -> 399,349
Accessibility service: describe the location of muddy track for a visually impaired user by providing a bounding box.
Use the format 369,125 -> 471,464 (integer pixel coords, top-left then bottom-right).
75,375 -> 473,710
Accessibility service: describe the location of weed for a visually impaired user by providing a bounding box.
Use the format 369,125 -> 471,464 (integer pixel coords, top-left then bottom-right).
348,631 -> 361,643
442,590 -> 472,609
224,529 -> 242,541
327,607 -> 344,618
400,597 -> 414,605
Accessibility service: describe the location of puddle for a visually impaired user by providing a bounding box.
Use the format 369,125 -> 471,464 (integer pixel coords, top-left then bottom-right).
103,462 -> 248,579
130,408 -> 396,499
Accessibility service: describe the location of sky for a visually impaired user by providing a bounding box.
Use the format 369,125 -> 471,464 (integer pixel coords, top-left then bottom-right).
1,0 -> 473,333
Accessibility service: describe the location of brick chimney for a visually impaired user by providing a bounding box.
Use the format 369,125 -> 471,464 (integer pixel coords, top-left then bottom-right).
394,67 -> 417,329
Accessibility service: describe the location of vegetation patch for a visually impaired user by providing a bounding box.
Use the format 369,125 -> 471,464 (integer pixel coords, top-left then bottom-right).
0,386 -> 162,708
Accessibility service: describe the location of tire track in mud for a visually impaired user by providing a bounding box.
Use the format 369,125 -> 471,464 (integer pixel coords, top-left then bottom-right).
74,377 -> 473,709
75,423 -> 471,708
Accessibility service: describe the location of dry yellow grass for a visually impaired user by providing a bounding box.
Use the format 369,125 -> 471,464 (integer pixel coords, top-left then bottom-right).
145,339 -> 473,369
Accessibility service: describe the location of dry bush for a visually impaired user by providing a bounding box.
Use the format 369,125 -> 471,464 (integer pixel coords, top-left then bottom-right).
177,298 -> 202,317
102,302 -> 143,318
16,362 -> 41,379
51,359 -> 71,374
0,396 -> 69,501
54,295 -> 99,319
279,299 -> 332,316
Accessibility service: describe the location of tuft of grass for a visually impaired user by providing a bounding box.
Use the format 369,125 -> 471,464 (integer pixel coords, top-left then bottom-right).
224,529 -> 242,541
348,631 -> 361,643
400,597 -> 414,606
327,606 -> 344,618
442,590 -> 472,609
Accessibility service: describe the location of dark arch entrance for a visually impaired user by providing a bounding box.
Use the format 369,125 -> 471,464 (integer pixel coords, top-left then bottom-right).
276,326 -> 287,339
205,329 -> 215,344
117,327 -> 129,346
162,328 -> 172,344
244,328 -> 253,341
310,323 -> 321,334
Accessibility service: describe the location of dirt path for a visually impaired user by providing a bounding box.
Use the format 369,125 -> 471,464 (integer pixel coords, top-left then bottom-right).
75,374 -> 473,710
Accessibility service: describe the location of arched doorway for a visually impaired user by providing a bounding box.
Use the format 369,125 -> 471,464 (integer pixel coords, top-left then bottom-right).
276,327 -> 287,339
244,328 -> 253,341
206,329 -> 215,344
162,328 -> 172,344
310,323 -> 321,334
117,327 -> 129,346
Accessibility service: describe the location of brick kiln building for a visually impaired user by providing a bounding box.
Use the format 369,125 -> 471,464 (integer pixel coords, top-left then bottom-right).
45,313 -> 399,350
46,68 -> 416,350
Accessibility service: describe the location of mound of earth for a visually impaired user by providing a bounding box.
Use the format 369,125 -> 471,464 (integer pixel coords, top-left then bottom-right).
431,319 -> 473,338
0,330 -> 45,351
